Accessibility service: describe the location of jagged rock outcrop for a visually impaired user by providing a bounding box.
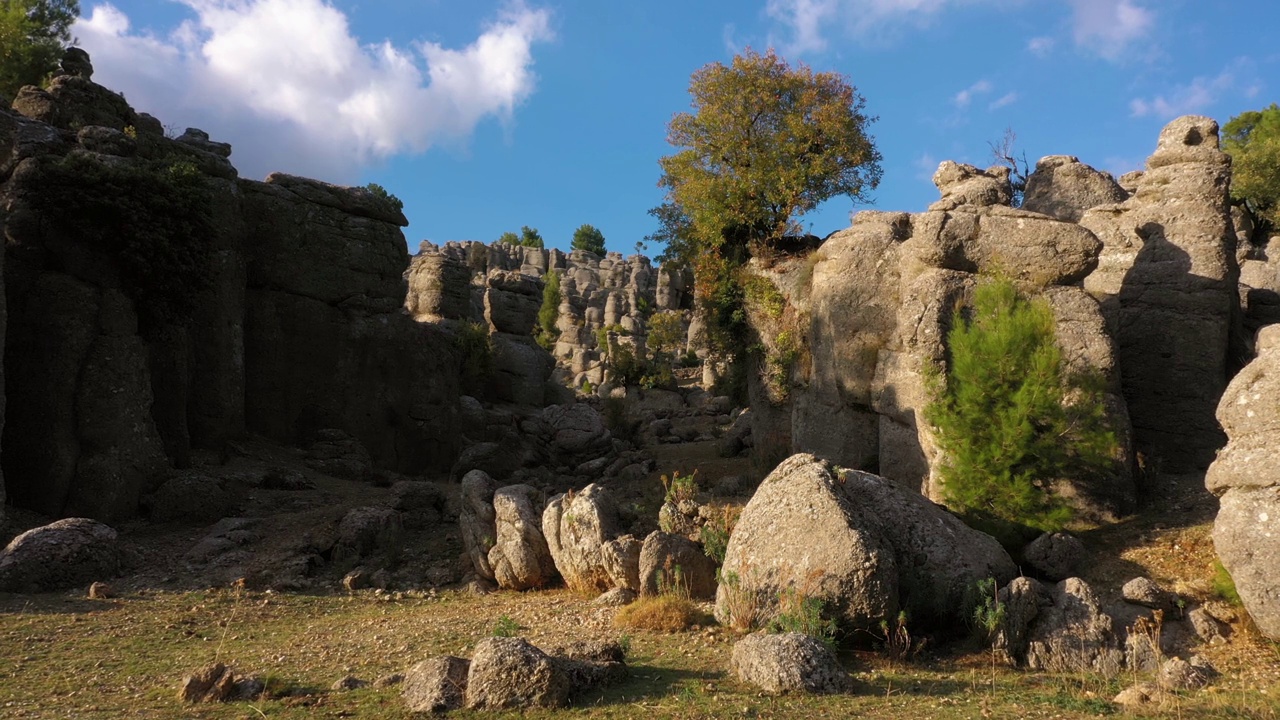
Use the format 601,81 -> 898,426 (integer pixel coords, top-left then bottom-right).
929,161 -> 1013,211
408,240 -> 695,390
1080,116 -> 1240,470
1,57 -> 462,520
714,454 -> 1017,633
1205,325 -> 1280,639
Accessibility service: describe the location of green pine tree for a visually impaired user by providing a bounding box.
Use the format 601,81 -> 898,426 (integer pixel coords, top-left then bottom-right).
925,278 -> 1117,546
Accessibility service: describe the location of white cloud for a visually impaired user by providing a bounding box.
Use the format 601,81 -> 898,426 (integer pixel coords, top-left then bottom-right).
765,0 -> 1154,61
1065,0 -> 1153,60
988,91 -> 1018,110
1026,35 -> 1054,56
1129,68 -> 1236,119
75,1 -> 553,182
953,79 -> 992,109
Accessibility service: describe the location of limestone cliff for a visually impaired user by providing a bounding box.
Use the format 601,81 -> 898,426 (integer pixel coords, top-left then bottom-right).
0,56 -> 460,521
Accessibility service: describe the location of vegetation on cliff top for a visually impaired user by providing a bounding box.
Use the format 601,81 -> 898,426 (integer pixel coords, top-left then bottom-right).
0,0 -> 78,98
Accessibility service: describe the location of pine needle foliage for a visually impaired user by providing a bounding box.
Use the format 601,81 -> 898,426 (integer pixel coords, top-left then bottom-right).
926,278 -> 1117,543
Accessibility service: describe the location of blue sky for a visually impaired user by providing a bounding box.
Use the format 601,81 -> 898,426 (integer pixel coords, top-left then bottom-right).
74,1 -> 1278,255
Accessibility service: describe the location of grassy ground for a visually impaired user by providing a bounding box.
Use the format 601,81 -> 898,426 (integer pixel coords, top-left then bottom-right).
1,583 -> 1278,719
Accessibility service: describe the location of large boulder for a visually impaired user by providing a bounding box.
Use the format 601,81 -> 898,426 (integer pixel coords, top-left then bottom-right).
999,576 -> 1125,675
488,484 -> 557,590
465,638 -> 571,710
402,656 -> 469,714
730,633 -> 851,695
0,518 -> 120,592
714,454 -> 1016,633
542,484 -> 622,593
1023,155 -> 1128,222
929,161 -> 1013,210
539,404 -> 611,460
1206,326 -> 1280,639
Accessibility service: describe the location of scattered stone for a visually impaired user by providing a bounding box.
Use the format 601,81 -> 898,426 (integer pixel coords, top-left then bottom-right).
1114,681 -> 1163,708
403,656 -> 470,713
1159,656 -> 1213,690
88,581 -> 113,599
373,673 -> 404,688
1187,607 -> 1230,645
730,633 -> 851,695
177,663 -> 262,703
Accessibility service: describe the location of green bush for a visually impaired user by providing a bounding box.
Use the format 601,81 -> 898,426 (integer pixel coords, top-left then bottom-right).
453,321 -> 493,394
769,588 -> 838,648
925,277 -> 1117,546
536,271 -> 561,350
364,182 -> 404,213
27,152 -> 214,329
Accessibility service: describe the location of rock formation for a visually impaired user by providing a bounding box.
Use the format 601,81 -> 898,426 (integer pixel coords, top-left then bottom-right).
1205,325 -> 1280,640
408,240 -> 695,391
1080,116 -> 1240,470
1,56 -> 461,521
753,158 -> 1134,517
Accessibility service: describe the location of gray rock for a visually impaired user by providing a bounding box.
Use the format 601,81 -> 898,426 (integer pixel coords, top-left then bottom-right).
1187,607 -> 1230,644
459,470 -> 499,581
390,481 -> 447,529
465,638 -> 571,710
730,633 -> 851,695
1022,155 -> 1127,222
1122,577 -> 1178,612
1023,578 -> 1124,675
335,507 -> 402,557
1158,656 -> 1212,690
929,161 -> 1013,210
542,483 -> 622,593
638,531 -> 718,600
488,484 -> 557,590
541,404 -> 611,457
593,587 -> 638,606
1022,532 -> 1087,582
1114,682 -> 1163,708
600,534 -> 642,592
0,518 -> 120,592
145,473 -> 235,523
403,656 -> 469,713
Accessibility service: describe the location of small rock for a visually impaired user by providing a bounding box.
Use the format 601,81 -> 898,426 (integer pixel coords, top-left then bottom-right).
373,672 -> 405,688
342,568 -> 369,591
177,663 -> 262,703
1159,656 -> 1212,690
1187,607 -> 1230,644
1122,577 -> 1177,612
88,581 -> 113,599
730,633 -> 851,695
593,587 -> 637,607
331,675 -> 368,691
1114,681 -> 1163,708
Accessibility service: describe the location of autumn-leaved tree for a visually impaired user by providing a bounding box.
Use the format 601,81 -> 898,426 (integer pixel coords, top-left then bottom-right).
653,48 -> 881,392
0,0 -> 78,99
658,47 -> 881,268
1224,104 -> 1280,234
571,223 -> 606,256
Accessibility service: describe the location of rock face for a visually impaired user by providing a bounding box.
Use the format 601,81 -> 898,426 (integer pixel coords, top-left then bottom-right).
0,518 -> 120,592
929,161 -> 1013,211
714,454 -> 1016,633
1,64 -> 462,521
459,470 -> 499,581
408,240 -> 695,390
730,633 -> 851,695
488,484 -> 557,590
1206,326 -> 1280,639
774,193 -> 1132,517
1080,116 -> 1239,470
637,531 -> 718,600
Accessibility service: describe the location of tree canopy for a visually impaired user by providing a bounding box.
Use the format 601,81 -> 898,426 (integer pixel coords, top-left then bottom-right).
571,223 -> 606,256
497,226 -> 545,248
1224,103 -> 1280,232
657,47 -> 881,266
0,0 -> 78,99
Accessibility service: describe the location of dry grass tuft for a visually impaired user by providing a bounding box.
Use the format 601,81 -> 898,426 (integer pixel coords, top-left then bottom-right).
613,595 -> 708,633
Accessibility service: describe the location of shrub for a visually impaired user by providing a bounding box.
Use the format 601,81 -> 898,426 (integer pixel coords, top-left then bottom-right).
363,182 -> 404,213
662,470 -> 698,505
613,594 -> 707,633
27,152 -> 214,330
453,321 -> 493,394
536,271 -> 561,351
717,568 -> 761,631
769,586 -> 837,648
925,277 -> 1117,546
698,504 -> 740,565
492,615 -> 520,638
